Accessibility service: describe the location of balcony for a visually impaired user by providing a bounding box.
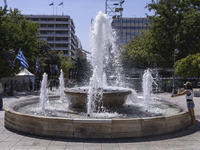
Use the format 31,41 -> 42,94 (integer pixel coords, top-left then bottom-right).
38,21 -> 55,24
52,47 -> 69,51
48,41 -> 70,44
55,33 -> 70,37
39,27 -> 69,31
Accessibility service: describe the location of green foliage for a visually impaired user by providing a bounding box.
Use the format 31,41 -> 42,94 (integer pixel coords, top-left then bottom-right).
175,53 -> 200,78
0,2 -> 72,80
122,30 -> 161,68
76,57 -> 91,82
0,6 -> 40,77
122,36 -> 148,68
123,0 -> 200,69
37,40 -> 60,78
58,51 -> 75,78
146,0 -> 200,67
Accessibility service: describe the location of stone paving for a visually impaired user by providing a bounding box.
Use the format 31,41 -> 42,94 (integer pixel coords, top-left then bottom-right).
0,91 -> 200,150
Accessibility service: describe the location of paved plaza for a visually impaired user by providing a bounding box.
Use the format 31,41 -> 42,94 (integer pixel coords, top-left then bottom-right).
0,91 -> 200,150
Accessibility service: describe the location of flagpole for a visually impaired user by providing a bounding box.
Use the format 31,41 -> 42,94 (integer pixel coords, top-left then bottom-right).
62,3 -> 64,15
14,48 -> 20,60
13,48 -> 20,66
53,2 -> 54,15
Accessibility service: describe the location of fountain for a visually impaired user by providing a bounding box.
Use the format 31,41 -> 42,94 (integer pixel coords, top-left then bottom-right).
59,69 -> 68,103
40,73 -> 48,110
65,11 -> 132,114
4,11 -> 191,139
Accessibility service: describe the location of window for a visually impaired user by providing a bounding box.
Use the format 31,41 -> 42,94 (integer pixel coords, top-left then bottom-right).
47,37 -> 54,41
56,31 -> 68,34
32,18 -> 39,21
63,18 -> 69,21
56,24 -> 68,28
55,44 -> 68,47
47,18 -> 54,21
41,18 -> 47,21
47,31 -> 54,35
55,37 -> 68,41
56,18 -> 62,21
48,24 -> 54,27
40,31 -> 47,34
40,24 -> 47,27
56,18 -> 69,21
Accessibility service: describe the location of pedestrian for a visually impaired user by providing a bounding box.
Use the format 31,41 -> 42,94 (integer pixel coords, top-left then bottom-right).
171,82 -> 196,125
29,81 -> 32,91
0,81 -> 4,110
56,79 -> 59,89
49,79 -> 53,91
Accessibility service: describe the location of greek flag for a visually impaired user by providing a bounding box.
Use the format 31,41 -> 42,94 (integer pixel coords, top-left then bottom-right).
59,2 -> 63,6
16,49 -> 29,69
49,2 -> 54,6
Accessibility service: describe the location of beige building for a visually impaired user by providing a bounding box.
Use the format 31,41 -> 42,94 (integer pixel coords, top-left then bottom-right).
26,15 -> 82,62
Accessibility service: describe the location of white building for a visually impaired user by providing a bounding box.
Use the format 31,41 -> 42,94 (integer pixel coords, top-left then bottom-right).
26,15 -> 79,61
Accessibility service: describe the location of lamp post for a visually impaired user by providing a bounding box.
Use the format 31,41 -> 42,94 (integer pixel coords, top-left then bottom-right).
8,49 -> 16,96
172,49 -> 179,94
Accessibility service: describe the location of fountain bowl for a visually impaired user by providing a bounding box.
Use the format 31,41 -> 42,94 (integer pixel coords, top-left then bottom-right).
4,95 -> 191,139
64,87 -> 132,109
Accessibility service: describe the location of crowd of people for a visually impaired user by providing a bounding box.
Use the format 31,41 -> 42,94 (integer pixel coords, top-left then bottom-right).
47,78 -> 78,91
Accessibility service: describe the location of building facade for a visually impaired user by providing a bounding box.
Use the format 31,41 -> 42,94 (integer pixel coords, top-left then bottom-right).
25,15 -> 79,62
112,17 -> 149,45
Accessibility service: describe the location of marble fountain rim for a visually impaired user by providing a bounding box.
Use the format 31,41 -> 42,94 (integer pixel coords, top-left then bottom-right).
3,95 -> 191,139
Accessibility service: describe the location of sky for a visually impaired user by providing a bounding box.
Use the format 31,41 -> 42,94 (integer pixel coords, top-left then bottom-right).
0,0 -> 154,52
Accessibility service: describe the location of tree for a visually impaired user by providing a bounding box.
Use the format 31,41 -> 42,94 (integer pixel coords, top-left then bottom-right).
122,0 -> 200,69
0,6 -> 40,77
36,40 -> 60,79
76,57 -> 91,83
122,31 -> 159,69
58,51 -> 75,78
146,0 -> 200,68
175,53 -> 200,78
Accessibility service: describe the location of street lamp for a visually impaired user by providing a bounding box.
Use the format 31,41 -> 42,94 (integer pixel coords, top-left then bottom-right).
172,48 -> 179,94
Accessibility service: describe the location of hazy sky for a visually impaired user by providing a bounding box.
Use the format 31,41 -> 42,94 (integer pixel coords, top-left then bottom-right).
0,0 -> 154,52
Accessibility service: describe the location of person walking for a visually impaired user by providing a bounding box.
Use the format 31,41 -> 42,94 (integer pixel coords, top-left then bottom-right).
171,82 -> 196,125
49,79 -> 53,91
0,82 -> 4,110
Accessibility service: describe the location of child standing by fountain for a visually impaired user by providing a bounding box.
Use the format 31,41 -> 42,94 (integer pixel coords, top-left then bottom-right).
171,82 -> 196,125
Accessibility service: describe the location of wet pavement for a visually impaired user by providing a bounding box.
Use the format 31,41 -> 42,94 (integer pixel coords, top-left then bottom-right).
0,91 -> 200,150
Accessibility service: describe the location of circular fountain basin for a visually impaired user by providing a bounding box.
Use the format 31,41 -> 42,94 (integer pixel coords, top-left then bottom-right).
4,96 -> 191,139
64,87 -> 132,109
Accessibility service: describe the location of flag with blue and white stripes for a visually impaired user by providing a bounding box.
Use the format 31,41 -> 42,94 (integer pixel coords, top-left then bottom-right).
16,49 -> 29,69
59,2 -> 63,6
49,2 -> 54,6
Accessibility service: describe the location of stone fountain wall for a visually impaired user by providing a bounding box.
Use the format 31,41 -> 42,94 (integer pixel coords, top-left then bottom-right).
4,97 -> 191,139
